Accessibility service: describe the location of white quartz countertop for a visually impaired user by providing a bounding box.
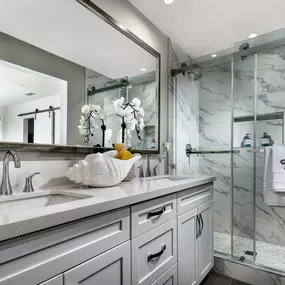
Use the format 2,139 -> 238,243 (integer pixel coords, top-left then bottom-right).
0,175 -> 215,242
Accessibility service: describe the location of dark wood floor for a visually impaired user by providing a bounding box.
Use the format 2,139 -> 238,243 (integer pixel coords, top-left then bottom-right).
201,272 -> 251,285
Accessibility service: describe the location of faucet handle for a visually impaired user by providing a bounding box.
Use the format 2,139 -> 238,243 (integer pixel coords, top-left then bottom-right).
23,172 -> 40,193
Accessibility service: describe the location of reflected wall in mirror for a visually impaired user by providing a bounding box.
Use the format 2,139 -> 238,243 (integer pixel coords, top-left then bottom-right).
0,60 -> 67,145
0,0 -> 160,152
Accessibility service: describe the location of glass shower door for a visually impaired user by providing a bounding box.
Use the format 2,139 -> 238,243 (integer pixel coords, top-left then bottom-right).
232,51 -> 256,262
254,43 -> 285,271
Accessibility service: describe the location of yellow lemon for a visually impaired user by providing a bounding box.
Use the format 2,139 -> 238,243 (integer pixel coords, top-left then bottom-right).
116,150 -> 133,160
115,143 -> 126,153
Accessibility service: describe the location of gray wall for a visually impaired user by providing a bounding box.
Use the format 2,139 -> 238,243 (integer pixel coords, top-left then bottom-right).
0,32 -> 85,145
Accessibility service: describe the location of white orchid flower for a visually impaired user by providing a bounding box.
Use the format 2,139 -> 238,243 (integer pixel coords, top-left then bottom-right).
116,107 -> 126,117
126,118 -> 138,131
78,124 -> 86,135
123,105 -> 133,120
91,104 -> 101,112
79,116 -> 85,125
113,97 -> 125,111
132,98 -> 141,108
138,107 -> 145,117
81,104 -> 90,114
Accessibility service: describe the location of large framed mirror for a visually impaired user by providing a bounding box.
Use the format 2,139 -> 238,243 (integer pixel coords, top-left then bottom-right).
0,0 -> 160,153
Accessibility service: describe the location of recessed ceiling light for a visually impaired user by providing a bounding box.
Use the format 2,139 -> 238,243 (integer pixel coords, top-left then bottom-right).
141,68 -> 147,72
211,54 -> 217,58
248,33 -> 258,39
164,0 -> 174,4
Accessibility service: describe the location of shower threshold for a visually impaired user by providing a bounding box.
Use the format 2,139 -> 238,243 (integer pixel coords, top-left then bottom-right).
214,232 -> 285,273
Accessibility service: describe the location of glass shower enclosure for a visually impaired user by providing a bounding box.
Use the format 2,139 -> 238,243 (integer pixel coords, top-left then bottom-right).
173,29 -> 285,274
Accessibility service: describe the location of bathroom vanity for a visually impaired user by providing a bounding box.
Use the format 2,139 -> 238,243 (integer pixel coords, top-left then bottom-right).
0,176 -> 215,285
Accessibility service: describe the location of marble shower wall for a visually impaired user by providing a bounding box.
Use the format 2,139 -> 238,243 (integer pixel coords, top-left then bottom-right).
169,41 -> 200,176
198,62 -> 232,235
176,73 -> 200,175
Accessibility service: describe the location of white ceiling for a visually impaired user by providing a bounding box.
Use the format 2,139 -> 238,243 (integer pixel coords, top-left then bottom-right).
129,0 -> 285,59
0,60 -> 64,106
0,0 -> 156,79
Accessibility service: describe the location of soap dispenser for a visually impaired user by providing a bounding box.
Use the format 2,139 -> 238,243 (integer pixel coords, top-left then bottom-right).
261,132 -> 274,146
241,133 -> 252,147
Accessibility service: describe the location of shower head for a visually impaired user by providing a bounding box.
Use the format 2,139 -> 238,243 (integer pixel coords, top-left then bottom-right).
239,42 -> 250,60
188,71 -> 202,81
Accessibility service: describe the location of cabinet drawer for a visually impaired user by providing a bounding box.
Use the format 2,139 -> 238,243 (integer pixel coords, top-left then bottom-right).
152,264 -> 177,285
64,241 -> 131,285
132,219 -> 177,285
131,194 -> 177,238
177,184 -> 213,215
40,275 -> 63,285
0,208 -> 130,285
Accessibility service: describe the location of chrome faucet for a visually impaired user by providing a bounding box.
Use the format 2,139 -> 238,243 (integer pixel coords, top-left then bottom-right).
145,154 -> 162,177
23,172 -> 40,192
0,150 -> 21,195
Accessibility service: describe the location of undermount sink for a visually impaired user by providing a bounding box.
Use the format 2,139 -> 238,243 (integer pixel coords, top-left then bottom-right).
147,176 -> 193,182
0,192 -> 91,214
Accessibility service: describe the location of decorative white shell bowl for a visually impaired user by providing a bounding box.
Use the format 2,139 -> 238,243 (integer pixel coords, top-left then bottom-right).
66,151 -> 141,187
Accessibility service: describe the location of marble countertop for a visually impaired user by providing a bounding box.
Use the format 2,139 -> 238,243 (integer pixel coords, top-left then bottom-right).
0,175 -> 215,242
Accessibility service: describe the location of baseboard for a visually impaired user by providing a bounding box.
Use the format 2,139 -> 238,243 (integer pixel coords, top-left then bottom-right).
214,256 -> 285,285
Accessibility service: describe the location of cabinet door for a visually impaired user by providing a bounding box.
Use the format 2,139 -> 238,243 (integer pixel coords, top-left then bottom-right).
64,241 -> 131,285
198,200 -> 213,282
177,208 -> 199,285
151,264 -> 177,285
40,275 -> 63,285
0,274 -> 63,285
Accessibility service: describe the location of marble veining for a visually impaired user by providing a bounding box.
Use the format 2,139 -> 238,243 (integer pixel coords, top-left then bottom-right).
174,42 -> 285,265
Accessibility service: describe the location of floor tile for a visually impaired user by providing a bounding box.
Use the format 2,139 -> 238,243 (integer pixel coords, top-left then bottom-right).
202,272 -> 232,285
231,280 -> 251,285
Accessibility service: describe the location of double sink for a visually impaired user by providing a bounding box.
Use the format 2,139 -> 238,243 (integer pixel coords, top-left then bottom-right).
0,192 -> 92,214
0,176 -> 192,214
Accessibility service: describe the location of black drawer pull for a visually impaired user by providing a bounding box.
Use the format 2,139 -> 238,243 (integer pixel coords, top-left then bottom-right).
147,245 -> 166,262
147,207 -> 166,218
200,213 -> 204,235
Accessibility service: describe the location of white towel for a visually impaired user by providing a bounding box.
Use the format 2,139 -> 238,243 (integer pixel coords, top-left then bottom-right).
263,145 -> 285,205
263,145 -> 285,192
263,189 -> 285,206
272,144 -> 285,174
263,146 -> 273,183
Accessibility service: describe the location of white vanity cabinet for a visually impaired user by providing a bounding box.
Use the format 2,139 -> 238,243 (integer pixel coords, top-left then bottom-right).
64,241 -> 131,285
0,182 -> 214,285
197,200 -> 214,282
177,185 -> 214,285
177,208 -> 199,285
151,264 -> 177,285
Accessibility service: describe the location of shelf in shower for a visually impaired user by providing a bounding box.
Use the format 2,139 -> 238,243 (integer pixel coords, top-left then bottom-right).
234,147 -> 265,153
189,150 -> 240,154
234,112 -> 284,123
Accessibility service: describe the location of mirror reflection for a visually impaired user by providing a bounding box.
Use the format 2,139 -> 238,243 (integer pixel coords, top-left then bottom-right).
0,0 -> 159,151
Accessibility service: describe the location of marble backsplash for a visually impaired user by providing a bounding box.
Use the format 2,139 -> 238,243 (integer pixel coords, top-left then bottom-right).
0,152 -> 164,194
